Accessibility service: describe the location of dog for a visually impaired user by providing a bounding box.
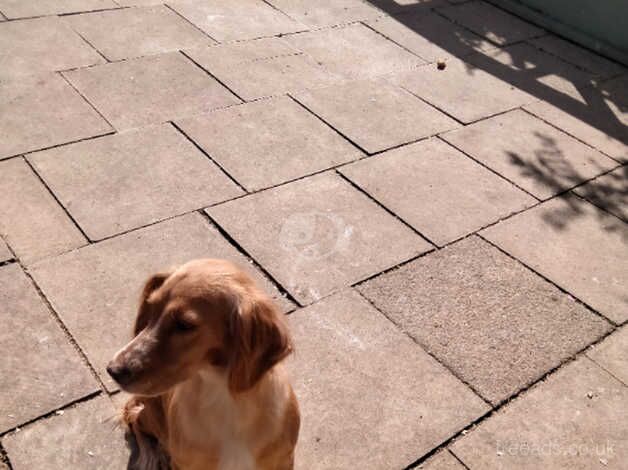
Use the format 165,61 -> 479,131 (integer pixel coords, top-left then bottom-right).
106,259 -> 300,470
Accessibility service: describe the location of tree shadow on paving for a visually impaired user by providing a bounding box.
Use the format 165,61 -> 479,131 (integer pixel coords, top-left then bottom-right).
366,0 -> 628,148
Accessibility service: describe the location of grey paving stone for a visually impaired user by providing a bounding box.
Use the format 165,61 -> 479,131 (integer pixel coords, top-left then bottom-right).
482,195 -> 628,324
3,396 -> 129,470
184,38 -> 339,101
169,0 -> 305,42
267,0 -> 384,27
285,23 -> 424,79
451,358 -> 628,469
442,109 -> 617,199
416,451 -> 466,469
0,16 -> 104,80
438,0 -> 543,46
0,74 -> 112,159
29,213 -> 293,390
573,166 -> 627,222
365,12 -> 496,63
0,0 -> 117,19
529,35 -> 626,79
0,264 -> 98,433
391,58 -> 533,123
294,79 -> 459,154
64,52 -> 239,131
587,327 -> 628,385
0,158 -> 86,264
0,238 -> 12,263
66,5 -> 213,61
358,236 -> 611,404
28,124 -> 243,240
208,173 -> 430,304
341,138 -> 534,245
287,290 -> 489,469
598,74 -> 628,106
177,97 -> 361,191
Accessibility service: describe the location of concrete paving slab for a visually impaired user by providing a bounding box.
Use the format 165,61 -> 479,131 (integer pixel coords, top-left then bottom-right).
416,451 -> 466,469
63,52 -> 239,131
341,138 -> 535,245
293,79 -> 459,154
285,23 -> 424,79
0,238 -> 12,263
0,74 -> 112,159
358,236 -> 611,404
451,358 -> 628,469
28,124 -> 243,240
573,166 -> 627,222
442,109 -> 617,199
66,5 -> 213,61
177,97 -> 361,191
208,172 -> 431,304
267,0 -> 384,27
482,195 -> 628,324
288,290 -> 489,469
29,213 -> 293,390
0,158 -> 86,264
3,396 -> 128,470
587,327 -> 628,385
169,0 -> 306,42
0,0 -> 117,19
0,264 -> 98,433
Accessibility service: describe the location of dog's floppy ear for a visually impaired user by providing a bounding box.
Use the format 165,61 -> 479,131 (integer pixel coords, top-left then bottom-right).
134,271 -> 173,336
228,293 -> 292,393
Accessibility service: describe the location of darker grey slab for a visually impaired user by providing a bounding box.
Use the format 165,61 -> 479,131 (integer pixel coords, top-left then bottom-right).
574,166 -> 627,221
358,236 -> 611,404
0,264 -> 98,433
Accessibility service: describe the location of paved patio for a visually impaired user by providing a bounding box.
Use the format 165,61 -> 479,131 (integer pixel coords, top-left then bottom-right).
0,0 -> 627,468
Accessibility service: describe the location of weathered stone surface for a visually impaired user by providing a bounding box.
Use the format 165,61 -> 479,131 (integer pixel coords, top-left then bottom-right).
177,97 -> 361,191
0,238 -> 12,262
64,52 -> 239,130
341,138 -> 534,245
287,290 -> 489,469
267,0 -> 384,27
66,5 -> 213,61
587,327 -> 628,385
209,173 -> 431,304
0,264 -> 98,433
0,0 -> 117,19
417,451 -> 466,470
29,213 -> 293,389
0,158 -> 86,264
573,166 -> 627,221
358,236 -> 611,404
482,195 -> 628,324
294,79 -> 458,153
442,109 -> 616,199
29,124 -> 242,240
3,396 -> 129,470
0,74 -> 112,159
452,358 -> 628,469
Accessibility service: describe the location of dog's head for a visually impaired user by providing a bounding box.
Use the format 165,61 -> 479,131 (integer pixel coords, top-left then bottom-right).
106,259 -> 291,396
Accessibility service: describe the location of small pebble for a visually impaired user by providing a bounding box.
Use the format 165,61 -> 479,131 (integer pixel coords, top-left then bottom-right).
87,451 -> 95,457
55,410 -> 64,416
437,59 -> 446,70
587,391 -> 594,399
600,458 -> 608,466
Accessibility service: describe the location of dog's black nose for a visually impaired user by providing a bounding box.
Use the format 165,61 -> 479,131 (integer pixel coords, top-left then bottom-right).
106,363 -> 133,385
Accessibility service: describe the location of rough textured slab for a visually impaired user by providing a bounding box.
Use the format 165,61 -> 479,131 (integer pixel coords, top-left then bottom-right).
3,396 -> 129,470
184,39 -> 339,101
0,158 -> 86,264
442,109 -> 616,199
573,166 -> 627,221
341,139 -> 534,245
0,16 -> 104,80
29,213 -> 293,389
288,290 -> 489,469
452,358 -> 628,469
294,80 -> 458,154
0,74 -> 112,159
417,451 -> 466,470
482,195 -> 628,324
587,327 -> 628,385
0,0 -> 117,19
0,264 -> 98,433
365,12 -> 495,63
66,5 -> 213,61
177,97 -> 361,191
64,52 -> 239,130
29,125 -> 243,240
358,236 -> 610,404
392,58 -> 533,123
267,0 -> 384,27
438,0 -> 543,45
0,238 -> 12,263
209,173 -> 430,304
285,23 -> 424,79
169,0 -> 305,42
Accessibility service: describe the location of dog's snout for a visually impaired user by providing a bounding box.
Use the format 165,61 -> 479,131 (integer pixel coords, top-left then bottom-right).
106,362 -> 134,385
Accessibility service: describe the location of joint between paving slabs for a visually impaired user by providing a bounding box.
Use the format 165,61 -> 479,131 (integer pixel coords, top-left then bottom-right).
0,442 -> 14,470
178,50 -> 246,102
163,4 -> 220,43
72,27 -> 111,63
58,71 -> 117,132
